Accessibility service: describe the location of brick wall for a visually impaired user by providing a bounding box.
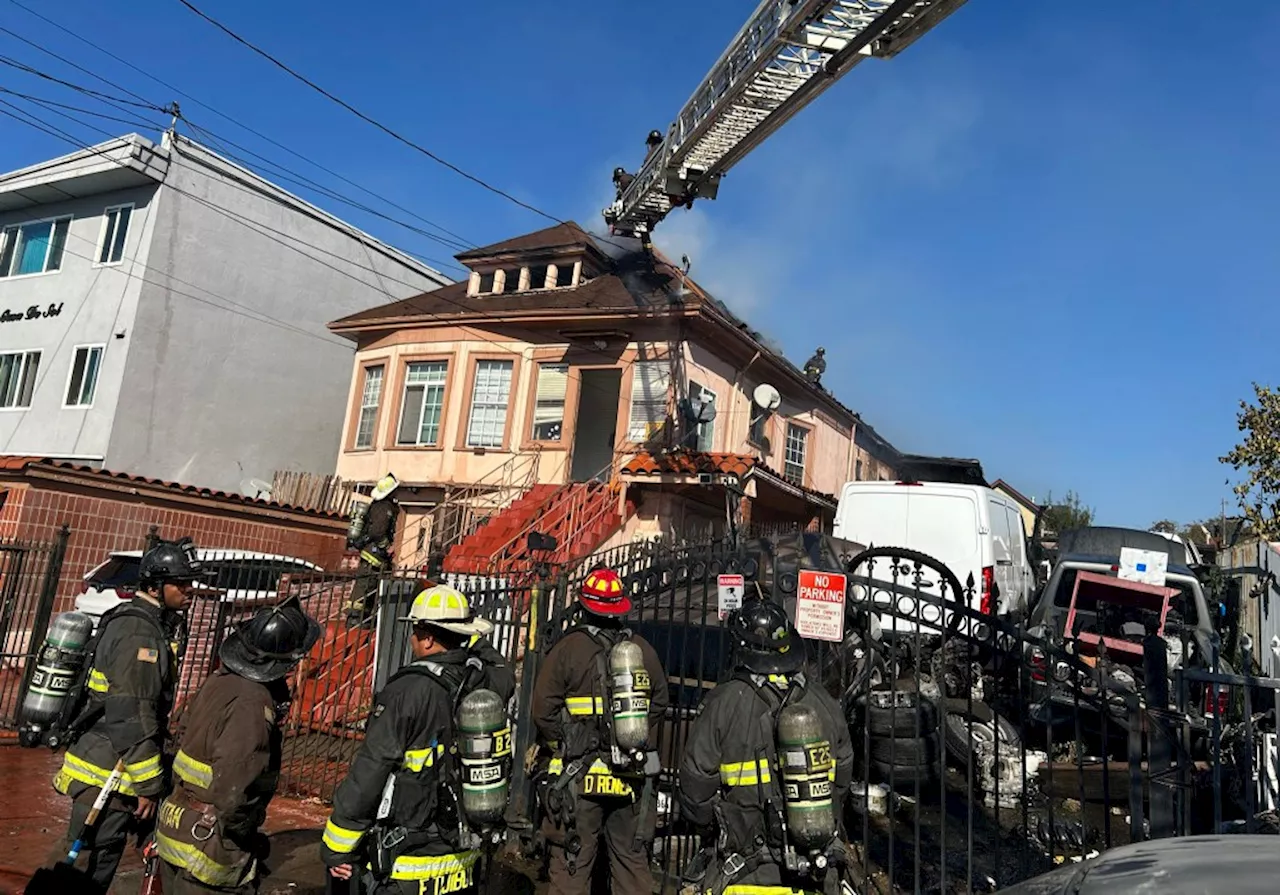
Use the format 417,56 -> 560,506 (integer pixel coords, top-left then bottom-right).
9,480 -> 348,607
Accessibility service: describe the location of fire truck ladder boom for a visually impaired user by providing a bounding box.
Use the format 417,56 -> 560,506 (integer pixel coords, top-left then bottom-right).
603,0 -> 968,237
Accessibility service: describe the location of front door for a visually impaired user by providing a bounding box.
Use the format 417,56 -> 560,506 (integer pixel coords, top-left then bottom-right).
570,369 -> 623,482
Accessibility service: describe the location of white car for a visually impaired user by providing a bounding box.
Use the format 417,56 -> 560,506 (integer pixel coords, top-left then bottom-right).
75,549 -> 322,627
833,480 -> 1036,633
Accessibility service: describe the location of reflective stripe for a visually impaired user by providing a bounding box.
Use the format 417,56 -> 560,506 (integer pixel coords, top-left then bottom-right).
87,669 -> 109,693
548,757 -> 613,776
322,819 -> 365,853
565,696 -> 605,715
723,887 -> 815,895
720,759 -> 772,787
55,753 -> 141,797
403,744 -> 445,773
389,849 -> 480,880
359,550 -> 384,567
154,830 -> 246,887
173,750 -> 213,788
125,753 -> 164,785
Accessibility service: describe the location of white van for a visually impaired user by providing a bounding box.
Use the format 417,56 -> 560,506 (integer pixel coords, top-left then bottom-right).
833,481 -> 1034,631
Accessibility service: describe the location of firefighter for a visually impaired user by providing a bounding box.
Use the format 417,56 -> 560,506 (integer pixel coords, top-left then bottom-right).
153,595 -> 321,893
46,538 -> 203,894
321,584 -> 515,894
531,567 -> 669,895
345,473 -> 402,627
678,597 -> 855,895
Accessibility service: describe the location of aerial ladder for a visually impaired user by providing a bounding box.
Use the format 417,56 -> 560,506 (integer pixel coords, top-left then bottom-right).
603,0 -> 969,239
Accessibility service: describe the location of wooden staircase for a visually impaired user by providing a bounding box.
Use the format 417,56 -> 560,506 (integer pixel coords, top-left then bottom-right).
443,481 -> 625,577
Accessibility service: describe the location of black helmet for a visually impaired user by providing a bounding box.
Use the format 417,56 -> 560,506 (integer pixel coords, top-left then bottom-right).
139,538 -> 206,587
219,595 -> 322,682
728,597 -> 804,674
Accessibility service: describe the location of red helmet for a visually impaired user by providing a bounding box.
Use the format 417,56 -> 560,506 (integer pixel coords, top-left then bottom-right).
580,567 -> 631,617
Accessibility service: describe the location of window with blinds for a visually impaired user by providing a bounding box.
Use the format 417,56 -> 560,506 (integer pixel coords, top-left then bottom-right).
353,365 -> 384,449
532,363 -> 568,441
784,423 -> 808,485
397,361 -> 448,446
627,360 -> 671,442
466,360 -> 514,448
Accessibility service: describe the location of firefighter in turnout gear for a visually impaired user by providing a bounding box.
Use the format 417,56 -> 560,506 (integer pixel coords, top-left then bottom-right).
345,473 -> 402,627
678,597 -> 855,895
321,584 -> 515,894
531,567 -> 669,895
153,595 -> 320,893
46,538 -> 202,894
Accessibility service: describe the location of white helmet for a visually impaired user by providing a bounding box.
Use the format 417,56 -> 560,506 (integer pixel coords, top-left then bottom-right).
371,473 -> 400,501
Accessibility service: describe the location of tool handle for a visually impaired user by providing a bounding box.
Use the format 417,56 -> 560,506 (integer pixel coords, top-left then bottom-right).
65,758 -> 126,863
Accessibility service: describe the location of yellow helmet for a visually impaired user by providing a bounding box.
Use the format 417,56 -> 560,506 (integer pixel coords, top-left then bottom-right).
398,584 -> 493,637
371,473 -> 400,501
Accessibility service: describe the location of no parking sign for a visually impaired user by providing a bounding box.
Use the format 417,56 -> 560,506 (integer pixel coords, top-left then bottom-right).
795,570 -> 847,642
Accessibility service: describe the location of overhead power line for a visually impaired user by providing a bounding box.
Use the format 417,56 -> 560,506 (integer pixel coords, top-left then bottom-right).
2,0 -> 477,250
0,86 -> 161,132
173,0 -> 561,224
0,53 -> 165,112
0,102 -> 652,396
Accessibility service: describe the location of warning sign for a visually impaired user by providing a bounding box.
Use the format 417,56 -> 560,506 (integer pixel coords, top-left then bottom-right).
718,574 -> 745,620
795,570 -> 847,642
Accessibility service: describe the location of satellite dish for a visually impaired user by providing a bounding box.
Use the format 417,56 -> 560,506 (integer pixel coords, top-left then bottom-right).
695,400 -> 717,424
240,478 -> 273,500
753,383 -> 781,412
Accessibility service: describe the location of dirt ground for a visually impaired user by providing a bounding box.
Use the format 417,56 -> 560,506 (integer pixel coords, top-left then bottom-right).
0,745 -> 331,894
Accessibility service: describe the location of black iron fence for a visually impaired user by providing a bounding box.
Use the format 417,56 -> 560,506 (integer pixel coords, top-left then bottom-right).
9,525 -> 1279,892
0,529 -> 69,730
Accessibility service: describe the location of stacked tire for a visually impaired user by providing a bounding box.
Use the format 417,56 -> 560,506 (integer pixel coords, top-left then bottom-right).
864,683 -> 940,788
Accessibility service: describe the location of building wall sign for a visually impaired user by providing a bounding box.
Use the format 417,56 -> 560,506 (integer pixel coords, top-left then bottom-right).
0,303 -> 64,324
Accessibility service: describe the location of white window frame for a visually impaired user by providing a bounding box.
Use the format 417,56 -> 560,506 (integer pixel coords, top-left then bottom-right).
627,360 -> 672,442
62,344 -> 105,409
531,362 -> 569,442
0,215 -> 71,279
352,363 -> 385,449
94,204 -> 134,266
465,359 -> 514,449
784,422 -> 809,485
396,361 -> 449,447
0,350 -> 41,410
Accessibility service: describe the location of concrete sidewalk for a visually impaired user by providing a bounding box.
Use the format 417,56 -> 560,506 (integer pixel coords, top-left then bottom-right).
0,745 -> 330,894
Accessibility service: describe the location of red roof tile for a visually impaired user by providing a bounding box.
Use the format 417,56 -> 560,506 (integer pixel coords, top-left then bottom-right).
622,450 -> 758,479
0,457 -> 344,519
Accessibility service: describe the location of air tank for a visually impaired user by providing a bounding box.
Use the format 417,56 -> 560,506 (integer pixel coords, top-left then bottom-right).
776,702 -> 837,850
18,611 -> 95,747
456,688 -> 510,828
608,640 -> 651,755
346,502 -> 369,547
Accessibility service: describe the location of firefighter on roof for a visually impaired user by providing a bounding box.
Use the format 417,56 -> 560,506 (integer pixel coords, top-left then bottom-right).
153,595 -> 321,893
321,584 -> 515,894
532,567 -> 669,895
678,597 -> 855,895
46,538 -> 202,895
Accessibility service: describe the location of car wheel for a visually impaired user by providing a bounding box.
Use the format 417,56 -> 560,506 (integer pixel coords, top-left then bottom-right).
942,702 -> 1020,766
870,758 -> 936,786
866,686 -> 938,738
870,733 -> 939,766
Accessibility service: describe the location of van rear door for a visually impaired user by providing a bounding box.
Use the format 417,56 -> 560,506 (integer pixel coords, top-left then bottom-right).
904,489 -> 982,611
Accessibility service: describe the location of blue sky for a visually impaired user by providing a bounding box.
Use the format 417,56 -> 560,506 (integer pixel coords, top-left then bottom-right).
2,0 -> 1277,527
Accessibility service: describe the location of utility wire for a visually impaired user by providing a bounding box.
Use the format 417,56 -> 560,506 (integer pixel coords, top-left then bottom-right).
0,24 -> 157,109
2,103 -> 656,400
1,87 -> 162,131
173,0 -> 560,224
0,53 -> 165,112
2,0 -> 477,250
0,106 -> 353,349
180,117 -> 473,259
